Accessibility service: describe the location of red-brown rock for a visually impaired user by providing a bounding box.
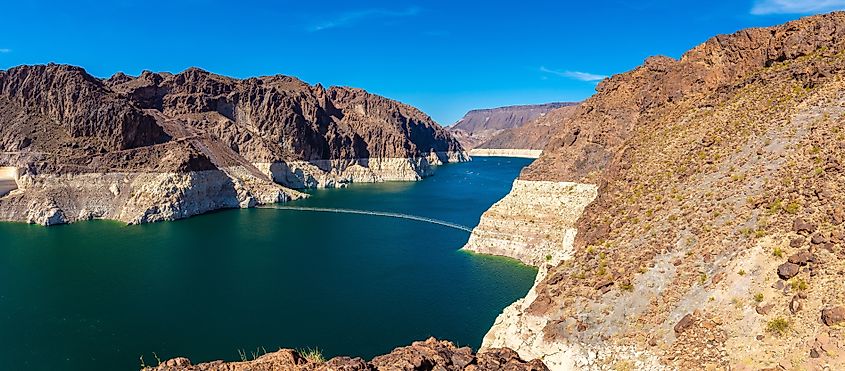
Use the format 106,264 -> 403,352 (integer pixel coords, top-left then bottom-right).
778,262 -> 800,279
822,306 -> 845,326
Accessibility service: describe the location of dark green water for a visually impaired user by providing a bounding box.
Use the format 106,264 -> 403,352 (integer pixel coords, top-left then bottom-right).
0,157 -> 537,371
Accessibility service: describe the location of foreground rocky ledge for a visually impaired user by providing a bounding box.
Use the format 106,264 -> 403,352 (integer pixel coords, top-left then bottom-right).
144,338 -> 548,371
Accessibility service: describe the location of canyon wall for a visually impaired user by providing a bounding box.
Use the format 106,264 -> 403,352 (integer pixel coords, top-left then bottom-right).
450,103 -> 574,149
471,12 -> 845,370
0,64 -> 467,225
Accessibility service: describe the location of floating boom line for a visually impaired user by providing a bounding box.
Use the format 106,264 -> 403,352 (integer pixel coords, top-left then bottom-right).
263,206 -> 474,233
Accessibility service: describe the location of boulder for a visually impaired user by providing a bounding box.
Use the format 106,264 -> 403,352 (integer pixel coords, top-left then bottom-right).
811,233 -> 828,245
777,262 -> 800,280
790,296 -> 803,314
832,207 -> 844,225
788,250 -> 813,265
793,218 -> 818,234
757,303 -> 774,315
790,237 -> 805,248
822,306 -> 845,326
674,313 -> 695,334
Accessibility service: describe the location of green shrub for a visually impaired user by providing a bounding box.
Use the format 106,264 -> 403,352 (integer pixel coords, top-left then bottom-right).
790,278 -> 808,291
767,317 -> 790,336
299,347 -> 325,363
784,201 -> 801,214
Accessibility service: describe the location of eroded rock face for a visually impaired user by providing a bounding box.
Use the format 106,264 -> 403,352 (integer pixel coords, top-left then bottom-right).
0,64 -> 467,225
462,180 -> 598,267
0,64 -> 170,153
105,68 -> 468,182
143,338 -> 548,371
473,11 -> 845,370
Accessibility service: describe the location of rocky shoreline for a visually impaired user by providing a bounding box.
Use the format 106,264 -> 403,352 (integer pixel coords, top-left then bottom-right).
461,179 -> 603,369
0,152 -> 469,225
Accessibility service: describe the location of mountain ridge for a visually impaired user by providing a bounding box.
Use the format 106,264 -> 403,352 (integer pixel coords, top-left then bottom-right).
0,63 -> 468,225
449,102 -> 575,149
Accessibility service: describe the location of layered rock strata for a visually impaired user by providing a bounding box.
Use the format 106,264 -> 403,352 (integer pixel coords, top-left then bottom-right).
462,180 -> 597,267
105,69 -> 468,189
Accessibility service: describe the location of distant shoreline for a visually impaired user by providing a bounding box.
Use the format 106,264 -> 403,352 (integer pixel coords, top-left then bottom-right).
468,149 -> 542,159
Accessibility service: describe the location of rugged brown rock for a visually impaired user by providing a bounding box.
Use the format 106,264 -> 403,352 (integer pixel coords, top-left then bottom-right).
449,103 -> 574,150
143,338 -> 548,371
475,11 -> 845,370
0,64 -> 467,225
822,306 -> 845,326
104,68 -> 465,167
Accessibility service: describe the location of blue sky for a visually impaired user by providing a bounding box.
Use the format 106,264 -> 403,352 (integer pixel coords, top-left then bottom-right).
1,0 -> 843,125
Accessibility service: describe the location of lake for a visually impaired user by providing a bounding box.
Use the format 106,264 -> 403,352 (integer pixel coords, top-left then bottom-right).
0,157 -> 537,370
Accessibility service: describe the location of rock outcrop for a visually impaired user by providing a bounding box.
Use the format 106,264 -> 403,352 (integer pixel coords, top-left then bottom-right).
450,103 -> 574,150
0,64 -> 467,225
469,11 -> 845,370
144,338 -> 548,371
462,180 -> 597,267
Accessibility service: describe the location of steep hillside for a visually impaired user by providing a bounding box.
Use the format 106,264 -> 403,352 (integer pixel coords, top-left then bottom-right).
475,105 -> 579,152
466,12 -> 845,370
0,64 -> 467,225
449,103 -> 574,150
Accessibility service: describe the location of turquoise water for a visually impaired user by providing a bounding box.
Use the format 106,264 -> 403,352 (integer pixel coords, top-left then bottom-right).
0,157 -> 537,371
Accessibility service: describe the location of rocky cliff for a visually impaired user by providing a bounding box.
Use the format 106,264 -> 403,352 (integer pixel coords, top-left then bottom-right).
144,338 -> 548,371
469,12 -> 845,370
0,64 -> 467,225
105,68 -> 468,187
450,103 -> 574,150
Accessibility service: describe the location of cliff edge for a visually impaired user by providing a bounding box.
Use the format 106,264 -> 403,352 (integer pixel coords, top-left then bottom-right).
468,11 -> 845,370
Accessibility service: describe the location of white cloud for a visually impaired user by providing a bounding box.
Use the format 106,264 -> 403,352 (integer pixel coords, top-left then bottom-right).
540,66 -> 607,82
0,49 -> 11,53
751,0 -> 845,15
309,7 -> 421,32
